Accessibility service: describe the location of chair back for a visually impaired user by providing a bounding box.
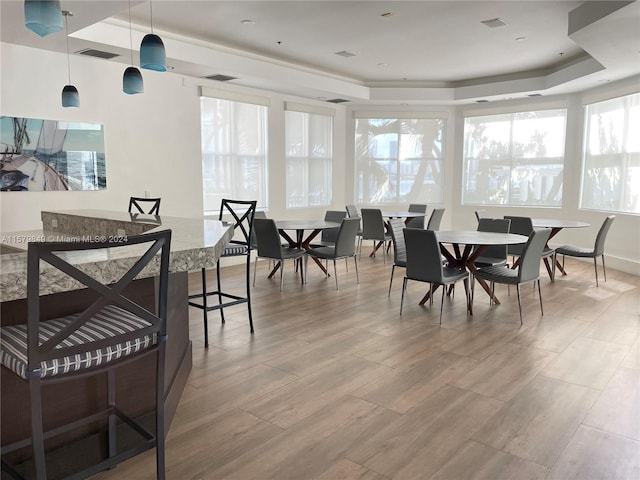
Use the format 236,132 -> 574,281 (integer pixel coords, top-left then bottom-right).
426,208 -> 445,231
408,204 -> 427,213
253,218 -> 283,259
475,218 -> 511,261
361,208 -> 386,240
345,205 -> 359,218
517,228 -> 552,283
388,218 -> 407,266
407,204 -> 427,229
594,215 -> 615,255
129,196 -> 161,215
404,228 -> 443,283
475,210 -> 487,222
250,211 -> 267,249
334,217 -> 361,257
504,216 -> 533,255
25,230 -> 171,375
321,210 -> 347,243
219,199 -> 257,251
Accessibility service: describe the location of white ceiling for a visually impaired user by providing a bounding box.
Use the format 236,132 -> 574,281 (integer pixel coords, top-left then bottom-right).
2,0 -> 639,104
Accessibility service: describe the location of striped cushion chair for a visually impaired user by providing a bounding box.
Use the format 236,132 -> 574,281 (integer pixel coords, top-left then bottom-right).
0,229 -> 171,480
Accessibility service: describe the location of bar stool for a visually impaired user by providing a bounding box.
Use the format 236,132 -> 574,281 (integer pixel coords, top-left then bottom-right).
188,199 -> 257,347
0,229 -> 171,480
129,196 -> 161,215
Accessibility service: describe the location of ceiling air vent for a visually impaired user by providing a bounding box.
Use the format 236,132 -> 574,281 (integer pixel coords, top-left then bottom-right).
334,50 -> 356,58
75,48 -> 119,60
528,93 -> 542,97
204,74 -> 237,82
327,98 -> 349,104
481,18 -> 508,28
476,99 -> 489,103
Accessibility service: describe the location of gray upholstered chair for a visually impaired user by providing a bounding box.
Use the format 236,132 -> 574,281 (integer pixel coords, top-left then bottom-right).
360,208 -> 392,262
406,203 -> 427,229
305,217 -> 360,290
253,218 -> 306,291
475,209 -> 487,223
474,218 -> 511,268
401,228 -> 469,324
473,228 -> 552,324
426,208 -> 445,230
555,215 -> 615,287
129,196 -> 161,214
345,204 -> 363,244
504,216 -> 556,281
311,210 -> 347,247
388,218 -> 407,295
0,230 -> 172,479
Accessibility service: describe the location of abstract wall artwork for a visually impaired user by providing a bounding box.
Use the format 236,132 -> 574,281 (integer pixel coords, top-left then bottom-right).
0,116 -> 106,191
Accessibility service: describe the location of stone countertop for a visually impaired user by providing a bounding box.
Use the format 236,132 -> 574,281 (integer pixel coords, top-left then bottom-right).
1,210 -> 234,302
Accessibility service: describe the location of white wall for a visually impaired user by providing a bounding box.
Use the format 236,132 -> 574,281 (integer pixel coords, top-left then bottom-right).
1,42 -> 638,274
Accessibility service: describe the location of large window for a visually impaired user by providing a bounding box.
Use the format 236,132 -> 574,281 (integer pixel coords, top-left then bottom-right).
200,96 -> 268,213
462,109 -> 566,206
355,116 -> 445,204
285,108 -> 332,208
581,92 -> 640,213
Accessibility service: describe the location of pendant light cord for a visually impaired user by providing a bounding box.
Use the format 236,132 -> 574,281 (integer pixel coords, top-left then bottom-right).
128,0 -> 134,66
64,13 -> 71,84
149,0 -> 154,33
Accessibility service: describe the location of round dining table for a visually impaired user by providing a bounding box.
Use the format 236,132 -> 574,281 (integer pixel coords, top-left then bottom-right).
419,230 -> 529,314
532,219 -> 590,276
269,219 -> 341,276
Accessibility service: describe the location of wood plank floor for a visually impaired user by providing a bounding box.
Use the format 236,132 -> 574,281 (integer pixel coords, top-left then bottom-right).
95,254 -> 640,480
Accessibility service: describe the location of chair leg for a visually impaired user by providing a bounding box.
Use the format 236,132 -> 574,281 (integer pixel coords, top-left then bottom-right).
244,255 -> 254,333
491,282 -> 495,306
201,268 -> 209,348
156,344 -> 167,480
462,278 -> 470,315
29,376 -> 46,480
333,259 -> 339,290
215,261 -> 225,325
280,259 -> 285,291
388,265 -> 395,296
400,278 -> 407,314
439,285 -> 445,325
354,255 -> 360,284
304,256 -> 309,284
300,257 -> 305,285
429,283 -> 433,307
253,257 -> 258,286
602,255 -> 607,283
516,284 -> 523,325
537,279 -> 544,317
594,257 -> 599,287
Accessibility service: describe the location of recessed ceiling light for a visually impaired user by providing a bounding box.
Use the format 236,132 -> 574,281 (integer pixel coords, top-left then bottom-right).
476,99 -> 489,103
335,50 -> 356,58
241,19 -> 254,25
516,37 -> 526,42
481,18 -> 508,28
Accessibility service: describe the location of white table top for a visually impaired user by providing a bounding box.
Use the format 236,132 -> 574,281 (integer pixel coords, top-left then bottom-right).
532,219 -> 590,229
436,230 -> 528,245
382,211 -> 426,218
274,220 -> 341,230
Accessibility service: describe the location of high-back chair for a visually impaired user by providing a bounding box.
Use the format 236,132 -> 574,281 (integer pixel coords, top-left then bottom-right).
504,216 -> 555,280
311,210 -> 347,247
305,217 -> 360,290
475,209 -> 487,223
388,218 -> 407,295
402,228 -> 470,323
406,203 -> 427,229
253,218 -> 306,291
360,208 -> 392,262
555,215 -> 615,286
474,218 -> 511,267
188,199 -> 257,346
129,196 -> 161,215
473,228 -> 552,324
0,230 -> 171,479
345,204 -> 363,243
426,208 -> 445,230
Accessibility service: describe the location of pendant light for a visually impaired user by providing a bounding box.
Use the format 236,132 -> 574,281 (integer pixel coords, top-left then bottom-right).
139,0 -> 166,71
61,11 -> 79,108
123,0 -> 143,95
24,0 -> 63,37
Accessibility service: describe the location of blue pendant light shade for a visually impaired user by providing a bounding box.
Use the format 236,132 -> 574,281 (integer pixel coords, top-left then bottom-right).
24,0 -> 63,37
140,33 -> 166,71
123,67 -> 144,94
62,85 -> 80,107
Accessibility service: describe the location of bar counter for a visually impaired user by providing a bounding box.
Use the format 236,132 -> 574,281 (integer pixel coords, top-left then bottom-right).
0,210 -> 234,463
